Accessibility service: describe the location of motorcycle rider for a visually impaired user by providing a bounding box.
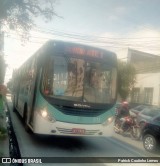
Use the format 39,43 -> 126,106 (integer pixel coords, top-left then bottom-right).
117,101 -> 130,132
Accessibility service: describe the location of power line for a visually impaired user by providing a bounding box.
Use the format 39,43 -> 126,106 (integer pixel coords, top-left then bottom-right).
34,26 -> 160,40
5,32 -> 160,50
5,25 -> 160,43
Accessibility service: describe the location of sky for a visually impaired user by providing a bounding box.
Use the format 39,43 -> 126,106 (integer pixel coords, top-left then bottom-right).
3,0 -> 160,83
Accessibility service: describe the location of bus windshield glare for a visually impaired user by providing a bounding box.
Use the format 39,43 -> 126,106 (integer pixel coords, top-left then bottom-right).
41,55 -> 117,104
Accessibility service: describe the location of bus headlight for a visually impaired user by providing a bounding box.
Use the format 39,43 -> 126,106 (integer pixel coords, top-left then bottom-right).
41,109 -> 48,118
103,116 -> 114,126
39,108 -> 56,123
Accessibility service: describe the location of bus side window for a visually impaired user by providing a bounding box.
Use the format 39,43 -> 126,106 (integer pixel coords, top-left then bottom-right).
42,57 -> 53,95
26,61 -> 33,93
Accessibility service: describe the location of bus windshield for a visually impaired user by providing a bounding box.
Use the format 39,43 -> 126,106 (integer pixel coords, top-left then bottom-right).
41,55 -> 117,104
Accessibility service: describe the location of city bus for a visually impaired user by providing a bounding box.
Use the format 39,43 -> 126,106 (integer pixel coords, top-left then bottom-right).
12,40 -> 117,136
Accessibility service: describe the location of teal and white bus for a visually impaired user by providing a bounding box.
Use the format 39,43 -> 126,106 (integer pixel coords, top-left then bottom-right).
12,40 -> 117,136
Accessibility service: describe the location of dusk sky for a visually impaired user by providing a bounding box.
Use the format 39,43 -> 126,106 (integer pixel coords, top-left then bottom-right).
4,0 -> 160,82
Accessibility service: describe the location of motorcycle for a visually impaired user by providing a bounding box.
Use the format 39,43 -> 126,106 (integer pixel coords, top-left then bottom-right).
114,112 -> 141,140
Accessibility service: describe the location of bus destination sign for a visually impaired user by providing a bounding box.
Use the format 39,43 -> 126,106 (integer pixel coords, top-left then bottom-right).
66,47 -> 104,58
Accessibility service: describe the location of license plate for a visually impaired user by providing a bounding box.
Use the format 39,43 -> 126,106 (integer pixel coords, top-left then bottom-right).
72,128 -> 86,134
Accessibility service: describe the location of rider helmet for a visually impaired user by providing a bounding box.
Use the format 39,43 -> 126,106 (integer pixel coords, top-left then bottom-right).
121,101 -> 129,109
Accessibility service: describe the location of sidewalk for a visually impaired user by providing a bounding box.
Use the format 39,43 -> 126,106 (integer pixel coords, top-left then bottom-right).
0,100 -> 9,158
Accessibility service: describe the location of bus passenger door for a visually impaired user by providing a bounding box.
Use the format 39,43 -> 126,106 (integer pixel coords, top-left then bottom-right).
27,57 -> 37,127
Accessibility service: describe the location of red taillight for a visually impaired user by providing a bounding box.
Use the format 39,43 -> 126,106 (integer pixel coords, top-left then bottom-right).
126,119 -> 130,122
125,117 -> 131,122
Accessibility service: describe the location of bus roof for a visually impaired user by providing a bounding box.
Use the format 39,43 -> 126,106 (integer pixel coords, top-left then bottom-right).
45,40 -> 116,56
15,40 -> 117,71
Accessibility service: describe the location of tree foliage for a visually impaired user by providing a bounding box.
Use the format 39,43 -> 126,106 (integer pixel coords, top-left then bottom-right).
0,0 -> 58,37
117,60 -> 136,100
0,56 -> 6,84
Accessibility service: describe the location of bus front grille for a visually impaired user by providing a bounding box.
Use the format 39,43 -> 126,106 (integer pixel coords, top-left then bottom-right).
54,105 -> 107,117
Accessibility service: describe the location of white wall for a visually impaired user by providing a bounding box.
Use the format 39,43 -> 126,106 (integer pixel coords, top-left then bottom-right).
134,73 -> 160,106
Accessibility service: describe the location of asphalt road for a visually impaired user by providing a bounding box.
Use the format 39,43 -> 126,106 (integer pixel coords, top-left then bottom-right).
6,97 -> 160,166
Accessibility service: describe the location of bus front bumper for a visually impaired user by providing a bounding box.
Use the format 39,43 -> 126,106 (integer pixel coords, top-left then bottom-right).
33,111 -> 114,137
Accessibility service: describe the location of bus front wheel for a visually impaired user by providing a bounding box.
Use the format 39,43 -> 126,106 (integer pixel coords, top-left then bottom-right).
23,106 -> 30,133
13,96 -> 16,112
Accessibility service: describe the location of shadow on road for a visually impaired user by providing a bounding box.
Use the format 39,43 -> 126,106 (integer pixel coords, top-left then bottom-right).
31,134 -> 90,151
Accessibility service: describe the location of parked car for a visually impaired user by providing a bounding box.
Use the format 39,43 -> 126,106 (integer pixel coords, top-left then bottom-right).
137,107 -> 160,128
142,114 -> 160,152
130,105 -> 151,116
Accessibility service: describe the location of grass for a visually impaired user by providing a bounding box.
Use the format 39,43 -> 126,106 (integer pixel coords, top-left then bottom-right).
0,126 -> 8,158
0,126 -> 7,140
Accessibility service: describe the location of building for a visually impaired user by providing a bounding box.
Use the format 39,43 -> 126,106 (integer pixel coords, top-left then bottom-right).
127,48 -> 160,106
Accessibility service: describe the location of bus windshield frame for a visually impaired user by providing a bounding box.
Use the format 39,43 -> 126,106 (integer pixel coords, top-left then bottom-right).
40,50 -> 117,109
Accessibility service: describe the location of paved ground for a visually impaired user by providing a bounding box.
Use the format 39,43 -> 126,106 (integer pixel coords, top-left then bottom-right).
2,97 -> 160,159
113,132 -> 160,157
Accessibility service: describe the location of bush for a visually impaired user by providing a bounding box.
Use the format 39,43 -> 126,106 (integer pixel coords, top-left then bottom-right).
0,126 -> 7,140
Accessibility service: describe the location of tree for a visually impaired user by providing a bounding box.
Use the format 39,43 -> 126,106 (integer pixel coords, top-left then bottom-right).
7,79 -> 12,91
0,0 -> 59,38
0,0 -> 59,142
0,55 -> 6,84
0,0 -> 59,83
117,60 -> 136,100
